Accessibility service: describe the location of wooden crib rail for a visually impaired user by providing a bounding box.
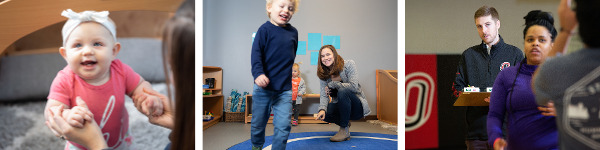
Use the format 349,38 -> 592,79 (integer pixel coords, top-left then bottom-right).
376,69 -> 398,125
0,0 -> 183,56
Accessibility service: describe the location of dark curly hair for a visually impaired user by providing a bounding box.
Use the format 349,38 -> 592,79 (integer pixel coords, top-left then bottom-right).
523,10 -> 557,41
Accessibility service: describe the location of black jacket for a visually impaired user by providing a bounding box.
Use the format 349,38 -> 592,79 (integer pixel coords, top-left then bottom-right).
452,35 -> 524,140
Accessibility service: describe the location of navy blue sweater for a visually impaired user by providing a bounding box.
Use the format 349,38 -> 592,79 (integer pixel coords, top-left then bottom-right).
251,21 -> 298,91
452,35 -> 523,140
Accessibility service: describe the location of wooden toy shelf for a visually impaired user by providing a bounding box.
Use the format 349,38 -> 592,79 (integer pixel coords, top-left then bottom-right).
203,66 -> 223,130
244,94 -> 327,124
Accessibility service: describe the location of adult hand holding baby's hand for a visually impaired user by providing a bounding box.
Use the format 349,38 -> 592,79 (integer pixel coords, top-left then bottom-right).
63,97 -> 94,128
46,97 -> 94,129
47,97 -> 108,150
135,90 -> 164,117
148,95 -> 164,116
141,87 -> 174,129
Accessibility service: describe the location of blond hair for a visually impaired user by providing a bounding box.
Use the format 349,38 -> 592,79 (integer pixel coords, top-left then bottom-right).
293,62 -> 302,75
266,0 -> 300,18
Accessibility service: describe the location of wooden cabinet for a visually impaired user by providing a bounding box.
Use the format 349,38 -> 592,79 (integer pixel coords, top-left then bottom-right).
203,66 -> 223,130
244,94 -> 326,124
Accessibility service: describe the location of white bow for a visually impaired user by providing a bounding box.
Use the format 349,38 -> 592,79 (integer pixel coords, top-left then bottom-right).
60,9 -> 116,46
61,9 -> 109,23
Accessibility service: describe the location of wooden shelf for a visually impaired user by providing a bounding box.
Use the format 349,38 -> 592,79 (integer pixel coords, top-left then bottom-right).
244,94 -> 327,124
203,66 -> 222,71
203,115 -> 222,130
203,94 -> 223,98
303,94 -> 320,98
203,66 -> 223,130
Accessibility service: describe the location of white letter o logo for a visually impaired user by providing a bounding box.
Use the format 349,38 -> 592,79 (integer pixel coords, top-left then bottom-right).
405,72 -> 435,132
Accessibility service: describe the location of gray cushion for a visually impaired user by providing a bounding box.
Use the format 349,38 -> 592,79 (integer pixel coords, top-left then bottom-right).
0,38 -> 165,101
0,53 -> 66,101
116,38 -> 166,83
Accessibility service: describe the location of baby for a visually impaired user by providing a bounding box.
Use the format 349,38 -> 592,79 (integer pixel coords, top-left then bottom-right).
43,9 -> 163,150
291,63 -> 305,126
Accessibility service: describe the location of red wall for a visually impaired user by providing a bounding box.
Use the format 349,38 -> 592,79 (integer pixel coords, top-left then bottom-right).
405,54 -> 439,149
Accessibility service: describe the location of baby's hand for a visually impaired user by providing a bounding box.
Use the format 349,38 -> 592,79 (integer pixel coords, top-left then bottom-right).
136,92 -> 164,117
63,98 -> 94,128
145,95 -> 164,117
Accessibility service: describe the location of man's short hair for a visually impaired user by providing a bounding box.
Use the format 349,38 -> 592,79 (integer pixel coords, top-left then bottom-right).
474,5 -> 499,21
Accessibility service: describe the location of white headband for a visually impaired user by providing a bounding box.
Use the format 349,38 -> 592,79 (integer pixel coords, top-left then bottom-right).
61,9 -> 117,46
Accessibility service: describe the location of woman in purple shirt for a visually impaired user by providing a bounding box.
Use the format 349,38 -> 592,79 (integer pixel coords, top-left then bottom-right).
487,10 -> 558,150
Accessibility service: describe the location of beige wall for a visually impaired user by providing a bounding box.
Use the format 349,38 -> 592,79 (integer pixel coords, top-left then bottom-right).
406,0 -> 568,54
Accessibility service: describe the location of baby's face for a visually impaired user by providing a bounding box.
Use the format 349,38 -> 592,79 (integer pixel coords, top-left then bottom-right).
61,22 -> 118,83
292,67 -> 299,77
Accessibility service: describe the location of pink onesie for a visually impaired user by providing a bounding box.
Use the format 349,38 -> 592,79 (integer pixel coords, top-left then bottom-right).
48,59 -> 140,150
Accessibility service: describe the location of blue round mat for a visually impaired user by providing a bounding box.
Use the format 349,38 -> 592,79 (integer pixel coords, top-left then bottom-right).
228,132 -> 398,150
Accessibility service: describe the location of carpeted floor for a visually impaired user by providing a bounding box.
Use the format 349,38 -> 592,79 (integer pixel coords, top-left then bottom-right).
228,132 -> 398,150
0,83 -> 171,150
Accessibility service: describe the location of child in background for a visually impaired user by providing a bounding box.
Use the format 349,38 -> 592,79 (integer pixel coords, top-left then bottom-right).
250,0 -> 299,149
291,62 -> 306,126
43,9 -> 164,150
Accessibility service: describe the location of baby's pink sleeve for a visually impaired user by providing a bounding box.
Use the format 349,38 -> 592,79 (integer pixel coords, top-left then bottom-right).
116,60 -> 141,94
47,69 -> 72,107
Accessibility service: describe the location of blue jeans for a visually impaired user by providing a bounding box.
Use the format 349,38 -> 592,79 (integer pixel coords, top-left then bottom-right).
324,87 -> 364,127
251,84 -> 292,150
164,142 -> 171,150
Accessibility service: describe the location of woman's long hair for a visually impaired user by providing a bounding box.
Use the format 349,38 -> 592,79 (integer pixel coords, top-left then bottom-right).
317,45 -> 344,80
162,0 -> 195,149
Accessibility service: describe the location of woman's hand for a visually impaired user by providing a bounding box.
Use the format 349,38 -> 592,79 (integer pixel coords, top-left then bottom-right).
484,97 -> 491,103
140,87 -> 175,129
46,97 -> 108,150
538,101 -> 557,116
315,110 -> 326,120
493,138 -> 507,150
